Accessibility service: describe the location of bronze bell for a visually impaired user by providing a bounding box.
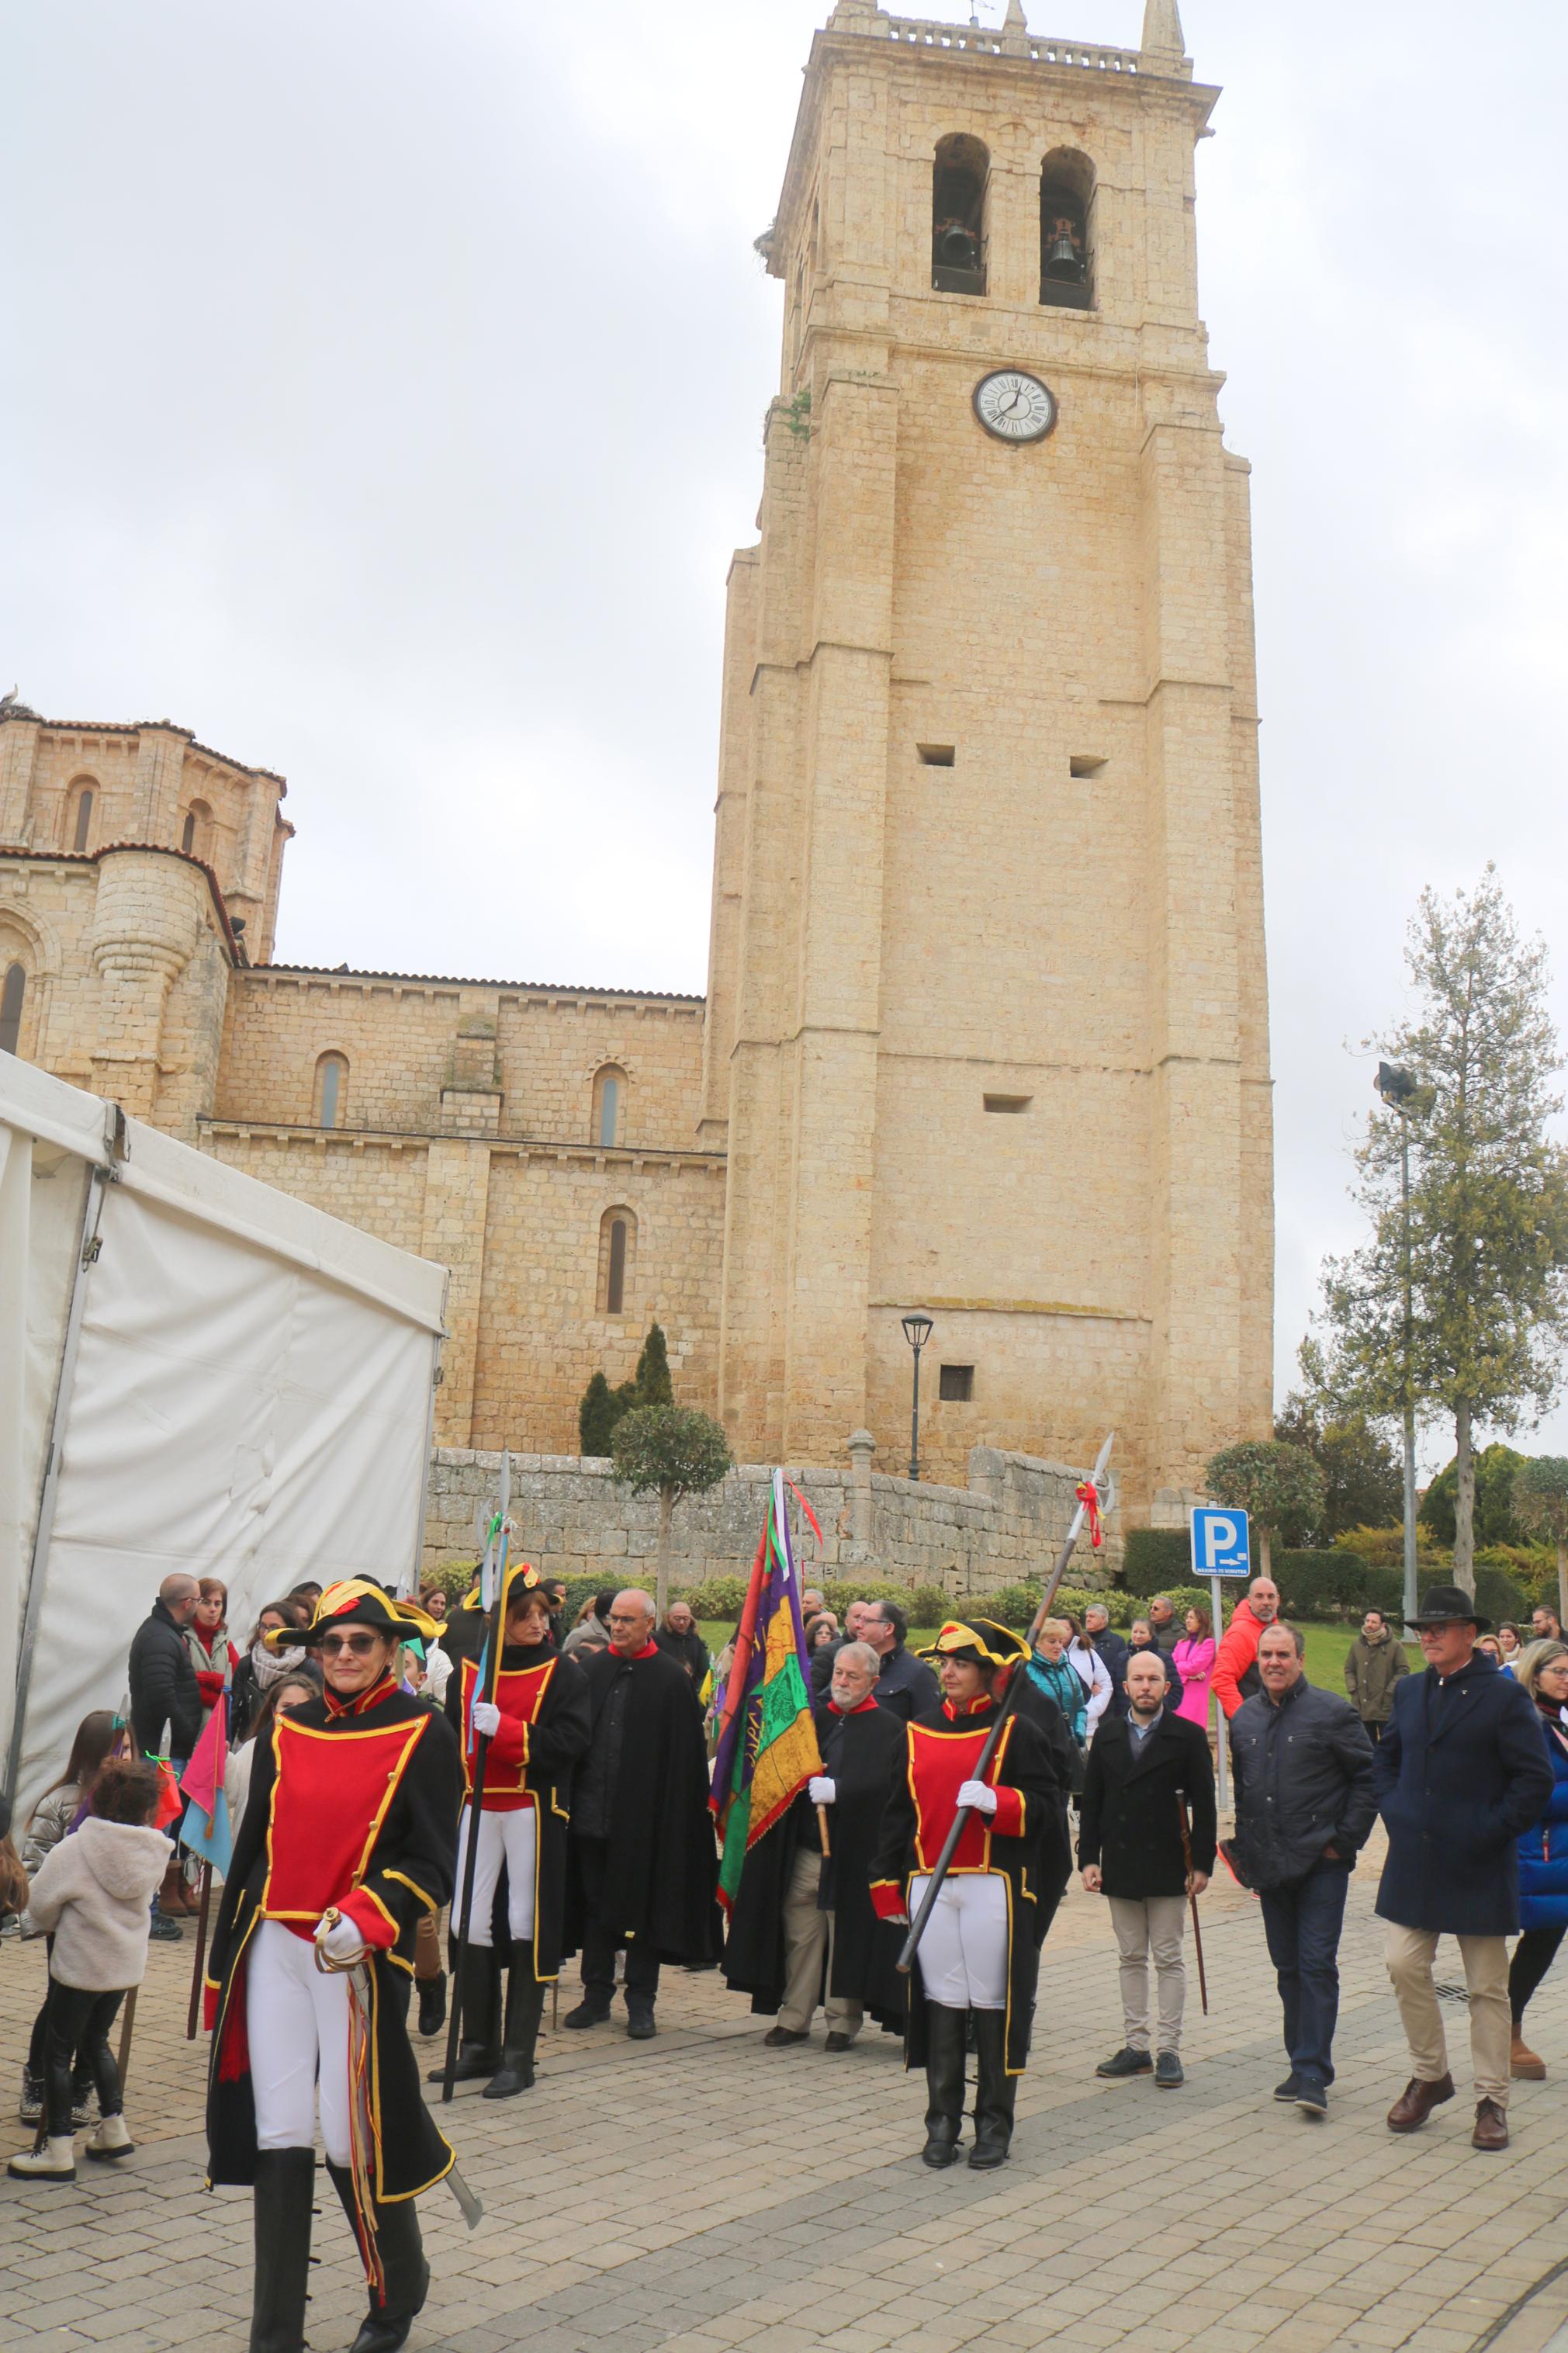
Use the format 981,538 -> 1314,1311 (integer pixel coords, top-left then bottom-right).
1044,224 -> 1082,279
936,221 -> 979,269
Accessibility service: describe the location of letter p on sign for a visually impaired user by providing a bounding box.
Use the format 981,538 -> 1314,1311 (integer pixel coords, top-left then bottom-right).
1189,1506 -> 1251,1578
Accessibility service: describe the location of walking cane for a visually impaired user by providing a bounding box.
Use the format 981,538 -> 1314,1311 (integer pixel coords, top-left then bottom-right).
185,1862 -> 213,2040
116,1987 -> 137,2092
899,1433 -> 1114,1974
1175,1790 -> 1209,2016
441,1455 -> 511,2103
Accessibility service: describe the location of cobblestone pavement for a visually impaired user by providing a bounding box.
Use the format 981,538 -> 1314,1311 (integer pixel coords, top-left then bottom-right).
3,1833 -> 1567,2353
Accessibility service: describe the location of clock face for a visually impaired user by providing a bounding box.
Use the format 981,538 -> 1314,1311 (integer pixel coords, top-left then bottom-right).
973,369 -> 1057,445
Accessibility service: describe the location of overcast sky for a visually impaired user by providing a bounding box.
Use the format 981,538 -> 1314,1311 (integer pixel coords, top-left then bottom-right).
5,0 -> 1565,1467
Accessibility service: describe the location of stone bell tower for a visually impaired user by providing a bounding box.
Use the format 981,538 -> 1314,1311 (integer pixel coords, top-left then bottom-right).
700,0 -> 1272,1517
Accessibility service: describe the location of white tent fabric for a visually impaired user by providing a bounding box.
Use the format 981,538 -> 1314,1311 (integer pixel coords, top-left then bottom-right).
2,1055 -> 447,1825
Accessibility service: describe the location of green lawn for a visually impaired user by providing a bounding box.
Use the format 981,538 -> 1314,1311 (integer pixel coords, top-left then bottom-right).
699,1619 -> 1371,1698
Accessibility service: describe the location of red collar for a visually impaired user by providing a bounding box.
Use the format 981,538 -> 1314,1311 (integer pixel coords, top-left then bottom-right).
943,1694 -> 992,1720
610,1641 -> 659,1662
828,1696 -> 880,1716
323,1669 -> 396,1718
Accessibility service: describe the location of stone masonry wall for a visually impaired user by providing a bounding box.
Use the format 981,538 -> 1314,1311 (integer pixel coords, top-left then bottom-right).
422,1438 -> 1120,1599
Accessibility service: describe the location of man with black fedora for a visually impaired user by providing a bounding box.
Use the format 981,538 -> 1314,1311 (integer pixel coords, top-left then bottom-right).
1375,1582 -> 1554,2152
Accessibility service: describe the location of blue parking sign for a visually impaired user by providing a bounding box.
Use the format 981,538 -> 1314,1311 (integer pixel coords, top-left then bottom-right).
1190,1506 -> 1251,1578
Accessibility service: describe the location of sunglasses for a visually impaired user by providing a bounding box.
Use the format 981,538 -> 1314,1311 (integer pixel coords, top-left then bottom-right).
319,1630 -> 382,1657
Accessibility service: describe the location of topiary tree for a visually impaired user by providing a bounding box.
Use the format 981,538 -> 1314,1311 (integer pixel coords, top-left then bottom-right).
632,1322 -> 674,1408
611,1404 -> 733,1616
1203,1440 -> 1327,1581
1514,1457 -> 1568,1627
578,1371 -> 619,1457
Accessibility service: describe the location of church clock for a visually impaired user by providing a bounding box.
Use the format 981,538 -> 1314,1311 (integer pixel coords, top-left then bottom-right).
972,369 -> 1057,444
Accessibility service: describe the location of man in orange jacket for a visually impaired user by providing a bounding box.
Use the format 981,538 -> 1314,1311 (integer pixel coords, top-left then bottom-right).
1212,1576 -> 1282,1720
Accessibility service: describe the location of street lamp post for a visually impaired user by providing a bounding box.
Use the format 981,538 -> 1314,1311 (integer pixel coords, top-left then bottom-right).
902,1313 -> 934,1481
1376,1062 -> 1420,1633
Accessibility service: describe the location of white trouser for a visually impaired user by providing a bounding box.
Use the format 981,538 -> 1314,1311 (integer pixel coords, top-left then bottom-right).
909,1873 -> 1008,2011
247,1919 -> 353,2164
455,1805 -> 538,1945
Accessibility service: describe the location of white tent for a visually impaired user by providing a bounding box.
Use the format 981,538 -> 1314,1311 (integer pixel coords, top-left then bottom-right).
2,1055 -> 447,1824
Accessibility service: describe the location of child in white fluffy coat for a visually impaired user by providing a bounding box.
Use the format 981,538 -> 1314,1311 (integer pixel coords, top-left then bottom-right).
8,1757 -> 169,2183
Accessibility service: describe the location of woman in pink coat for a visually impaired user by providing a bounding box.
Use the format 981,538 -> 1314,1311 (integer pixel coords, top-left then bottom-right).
1172,1605 -> 1217,1730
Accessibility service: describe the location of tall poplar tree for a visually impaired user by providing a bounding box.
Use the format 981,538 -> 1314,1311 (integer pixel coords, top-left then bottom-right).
1319,871 -> 1568,1595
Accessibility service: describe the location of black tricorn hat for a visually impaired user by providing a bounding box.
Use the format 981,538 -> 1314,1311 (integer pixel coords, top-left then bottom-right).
269,1578 -> 440,1652
1409,1583 -> 1490,1634
920,1617 -> 1032,1672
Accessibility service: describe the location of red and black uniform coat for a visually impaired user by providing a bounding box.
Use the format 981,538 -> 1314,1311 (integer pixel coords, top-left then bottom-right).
443,1643 -> 591,1979
871,1697 -> 1055,2075
206,1676 -> 464,2199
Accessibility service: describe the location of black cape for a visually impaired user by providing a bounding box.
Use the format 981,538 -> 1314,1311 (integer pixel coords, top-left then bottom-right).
562,1646 -> 720,1967
443,1641 -> 592,1978
816,1700 -> 909,2026
1000,1668 -> 1077,1944
873,1700 -> 1057,2075
206,1683 -> 464,2199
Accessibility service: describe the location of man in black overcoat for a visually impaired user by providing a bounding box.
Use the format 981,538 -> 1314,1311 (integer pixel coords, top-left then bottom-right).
722,1640 -> 908,2046
1078,1648 -> 1215,2091
1375,1584 -> 1555,2151
562,1588 -> 719,2038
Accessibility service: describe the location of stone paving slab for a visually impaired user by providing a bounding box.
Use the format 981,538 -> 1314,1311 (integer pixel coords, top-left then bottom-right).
3,1835 -> 1568,2352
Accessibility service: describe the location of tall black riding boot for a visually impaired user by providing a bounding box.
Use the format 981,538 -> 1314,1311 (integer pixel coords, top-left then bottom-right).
327,2161 -> 431,2353
483,1945 -> 545,2098
968,2009 -> 1018,2169
249,2147 -> 316,2353
425,1944 -> 499,2084
921,2001 -> 969,2168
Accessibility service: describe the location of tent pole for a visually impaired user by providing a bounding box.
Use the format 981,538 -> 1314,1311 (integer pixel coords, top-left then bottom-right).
406,1334 -> 443,1598
4,1159 -> 111,1809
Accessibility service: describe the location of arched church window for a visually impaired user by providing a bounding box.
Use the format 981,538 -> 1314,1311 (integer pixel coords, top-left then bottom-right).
316,1052 -> 348,1129
68,782 -> 96,854
932,134 -> 988,296
592,1064 -> 626,1149
1039,148 -> 1095,310
180,799 -> 214,861
598,1207 -> 635,1317
0,962 -> 25,1057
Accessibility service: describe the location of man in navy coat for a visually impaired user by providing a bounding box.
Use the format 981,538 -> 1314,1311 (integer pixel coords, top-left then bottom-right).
1375,1585 -> 1554,2151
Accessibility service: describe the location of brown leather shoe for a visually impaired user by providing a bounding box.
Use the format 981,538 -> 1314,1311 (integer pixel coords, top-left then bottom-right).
1386,2072 -> 1455,2133
1511,2031 -> 1546,2081
1472,2098 -> 1509,2151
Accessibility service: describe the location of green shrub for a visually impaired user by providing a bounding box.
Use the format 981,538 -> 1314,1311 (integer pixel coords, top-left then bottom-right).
1334,1524 -> 1448,1570
1272,1549 -> 1371,1621
1476,1565 -> 1527,1627
1121,1529 -> 1193,1594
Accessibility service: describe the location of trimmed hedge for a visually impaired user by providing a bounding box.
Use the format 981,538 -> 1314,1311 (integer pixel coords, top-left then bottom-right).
1122,1528 -> 1194,1594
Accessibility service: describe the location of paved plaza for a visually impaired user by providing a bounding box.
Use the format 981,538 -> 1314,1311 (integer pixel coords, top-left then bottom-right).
4,1836 -> 1567,2353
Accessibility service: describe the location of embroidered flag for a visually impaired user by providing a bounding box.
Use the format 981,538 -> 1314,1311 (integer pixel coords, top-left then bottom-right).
709,1471 -> 822,1911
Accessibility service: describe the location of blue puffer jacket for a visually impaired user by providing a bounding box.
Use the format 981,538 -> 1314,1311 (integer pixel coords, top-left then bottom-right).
1517,1709 -> 1568,1930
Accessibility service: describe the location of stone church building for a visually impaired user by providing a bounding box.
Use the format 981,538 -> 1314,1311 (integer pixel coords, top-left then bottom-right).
0,0 -> 1271,1533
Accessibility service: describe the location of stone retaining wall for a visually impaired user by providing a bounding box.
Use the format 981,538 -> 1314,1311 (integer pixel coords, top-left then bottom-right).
422,1435 -> 1120,1599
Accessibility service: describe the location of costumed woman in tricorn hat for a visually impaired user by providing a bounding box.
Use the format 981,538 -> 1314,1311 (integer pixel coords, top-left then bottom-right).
436,1558 -> 591,2098
871,1617 -> 1057,2171
206,1580 -> 464,2353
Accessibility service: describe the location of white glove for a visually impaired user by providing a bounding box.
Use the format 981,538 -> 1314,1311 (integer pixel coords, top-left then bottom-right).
808,1776 -> 836,1806
957,1779 -> 997,1816
317,1915 -> 367,1964
471,1700 -> 501,1739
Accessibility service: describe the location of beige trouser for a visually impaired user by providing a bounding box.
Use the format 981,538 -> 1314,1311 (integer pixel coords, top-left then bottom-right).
779,1845 -> 864,2037
1109,1894 -> 1188,2056
1385,1925 -> 1511,2105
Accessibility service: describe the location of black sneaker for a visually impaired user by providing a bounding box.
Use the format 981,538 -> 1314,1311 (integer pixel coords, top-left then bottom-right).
1274,2074 -> 1302,2102
1154,2051 -> 1185,2088
1295,2079 -> 1328,2117
417,1976 -> 448,2039
1096,2046 -> 1153,2079
625,2009 -> 657,2042
147,1910 -> 182,1942
562,1999 -> 611,2029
